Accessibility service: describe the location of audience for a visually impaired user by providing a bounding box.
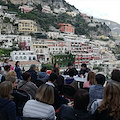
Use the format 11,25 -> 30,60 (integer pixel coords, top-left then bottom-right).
57,89 -> 92,120
79,63 -> 90,77
89,74 -> 105,104
17,72 -> 38,99
23,84 -> 55,120
92,83 -> 120,120
83,71 -> 96,88
15,61 -> 22,80
0,81 -> 16,120
37,66 -> 49,83
26,64 -> 37,83
65,69 -> 78,90
3,59 -> 14,70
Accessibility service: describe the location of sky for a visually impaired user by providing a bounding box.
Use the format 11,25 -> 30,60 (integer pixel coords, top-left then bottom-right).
65,0 -> 120,24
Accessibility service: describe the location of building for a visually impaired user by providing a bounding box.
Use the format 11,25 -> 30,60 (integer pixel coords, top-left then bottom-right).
18,20 -> 37,33
19,5 -> 34,13
59,23 -> 74,34
42,5 -> 52,13
18,35 -> 33,50
33,39 -> 50,63
10,50 -> 37,61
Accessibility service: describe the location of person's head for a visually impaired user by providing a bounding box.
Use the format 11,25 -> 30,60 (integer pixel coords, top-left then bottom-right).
95,74 -> 105,86
68,62 -> 73,69
53,68 -> 59,75
4,59 -> 9,63
15,61 -> 20,67
87,71 -> 95,85
22,72 -> 31,81
54,63 -> 59,68
6,70 -> 17,79
49,73 -> 58,83
81,63 -> 87,70
30,64 -> 36,71
98,83 -> 120,119
74,89 -> 89,111
68,69 -> 74,77
4,65 -> 10,72
35,84 -> 54,105
41,66 -> 47,72
0,81 -> 13,100
6,76 -> 18,89
111,69 -> 120,82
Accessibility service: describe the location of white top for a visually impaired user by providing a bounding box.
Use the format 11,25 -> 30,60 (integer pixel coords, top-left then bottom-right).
23,99 -> 55,120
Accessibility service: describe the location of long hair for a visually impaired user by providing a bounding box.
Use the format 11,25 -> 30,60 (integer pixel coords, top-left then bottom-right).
87,71 -> 95,85
98,83 -> 120,120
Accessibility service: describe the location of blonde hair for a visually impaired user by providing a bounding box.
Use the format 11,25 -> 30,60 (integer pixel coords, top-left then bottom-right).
87,71 -> 95,85
6,70 -> 17,79
35,84 -> 54,105
6,76 -> 17,83
98,83 -> 120,120
0,81 -> 13,100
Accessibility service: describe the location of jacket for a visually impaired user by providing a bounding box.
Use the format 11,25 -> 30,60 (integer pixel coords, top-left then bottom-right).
23,100 -> 55,120
37,72 -> 49,83
26,69 -> 37,82
64,68 -> 78,76
17,80 -> 38,99
15,66 -> 22,80
57,104 -> 92,120
0,98 -> 16,120
79,68 -> 90,76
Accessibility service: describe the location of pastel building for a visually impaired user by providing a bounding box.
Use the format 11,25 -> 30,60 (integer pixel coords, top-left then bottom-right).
59,23 -> 74,34
18,20 -> 37,33
19,5 -> 34,13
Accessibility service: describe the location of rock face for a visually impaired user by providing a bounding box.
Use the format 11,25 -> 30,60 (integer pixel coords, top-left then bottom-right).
2,0 -> 79,12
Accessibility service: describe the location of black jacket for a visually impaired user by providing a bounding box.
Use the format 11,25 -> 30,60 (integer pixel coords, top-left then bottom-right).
64,68 -> 78,76
57,104 -> 92,120
79,68 -> 90,76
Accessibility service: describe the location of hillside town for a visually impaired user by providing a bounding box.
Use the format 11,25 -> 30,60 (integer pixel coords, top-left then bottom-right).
0,2 -> 120,76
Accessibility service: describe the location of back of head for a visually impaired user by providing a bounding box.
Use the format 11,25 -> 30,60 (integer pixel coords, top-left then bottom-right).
87,71 -> 95,85
6,70 -> 17,79
95,74 -> 105,86
74,89 -> 89,111
4,65 -> 10,71
81,63 -> 87,68
22,72 -> 30,81
49,73 -> 58,82
30,64 -> 36,70
6,76 -> 16,84
98,83 -> 120,119
68,69 -> 74,77
111,69 -> 120,82
0,81 -> 12,100
41,66 -> 47,72
35,84 -> 54,105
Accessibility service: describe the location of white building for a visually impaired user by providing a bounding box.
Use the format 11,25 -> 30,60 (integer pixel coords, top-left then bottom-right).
42,5 -> 52,13
10,51 -> 37,61
3,13 -> 16,22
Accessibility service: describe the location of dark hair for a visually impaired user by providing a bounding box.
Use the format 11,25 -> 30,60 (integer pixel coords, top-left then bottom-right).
81,63 -> 87,68
22,72 -> 31,81
30,64 -> 36,70
4,65 -> 10,71
111,69 -> 120,82
68,62 -> 73,67
74,89 -> 89,111
15,61 -> 19,67
54,63 -> 58,68
68,69 -> 74,77
96,74 -> 105,86
41,66 -> 47,72
4,59 -> 9,63
0,67 -> 1,71
53,68 -> 59,75
49,73 -> 58,82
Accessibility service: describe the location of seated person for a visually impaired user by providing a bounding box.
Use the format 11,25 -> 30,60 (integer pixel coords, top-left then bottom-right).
57,89 -> 92,120
89,74 -> 105,104
23,84 -> 55,120
79,63 -> 90,77
65,69 -> 78,90
17,72 -> 38,99
64,62 -> 78,76
37,66 -> 49,83
83,71 -> 96,88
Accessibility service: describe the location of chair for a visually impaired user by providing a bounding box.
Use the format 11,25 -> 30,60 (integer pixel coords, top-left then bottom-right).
63,85 -> 76,100
34,80 -> 44,87
22,117 -> 49,120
